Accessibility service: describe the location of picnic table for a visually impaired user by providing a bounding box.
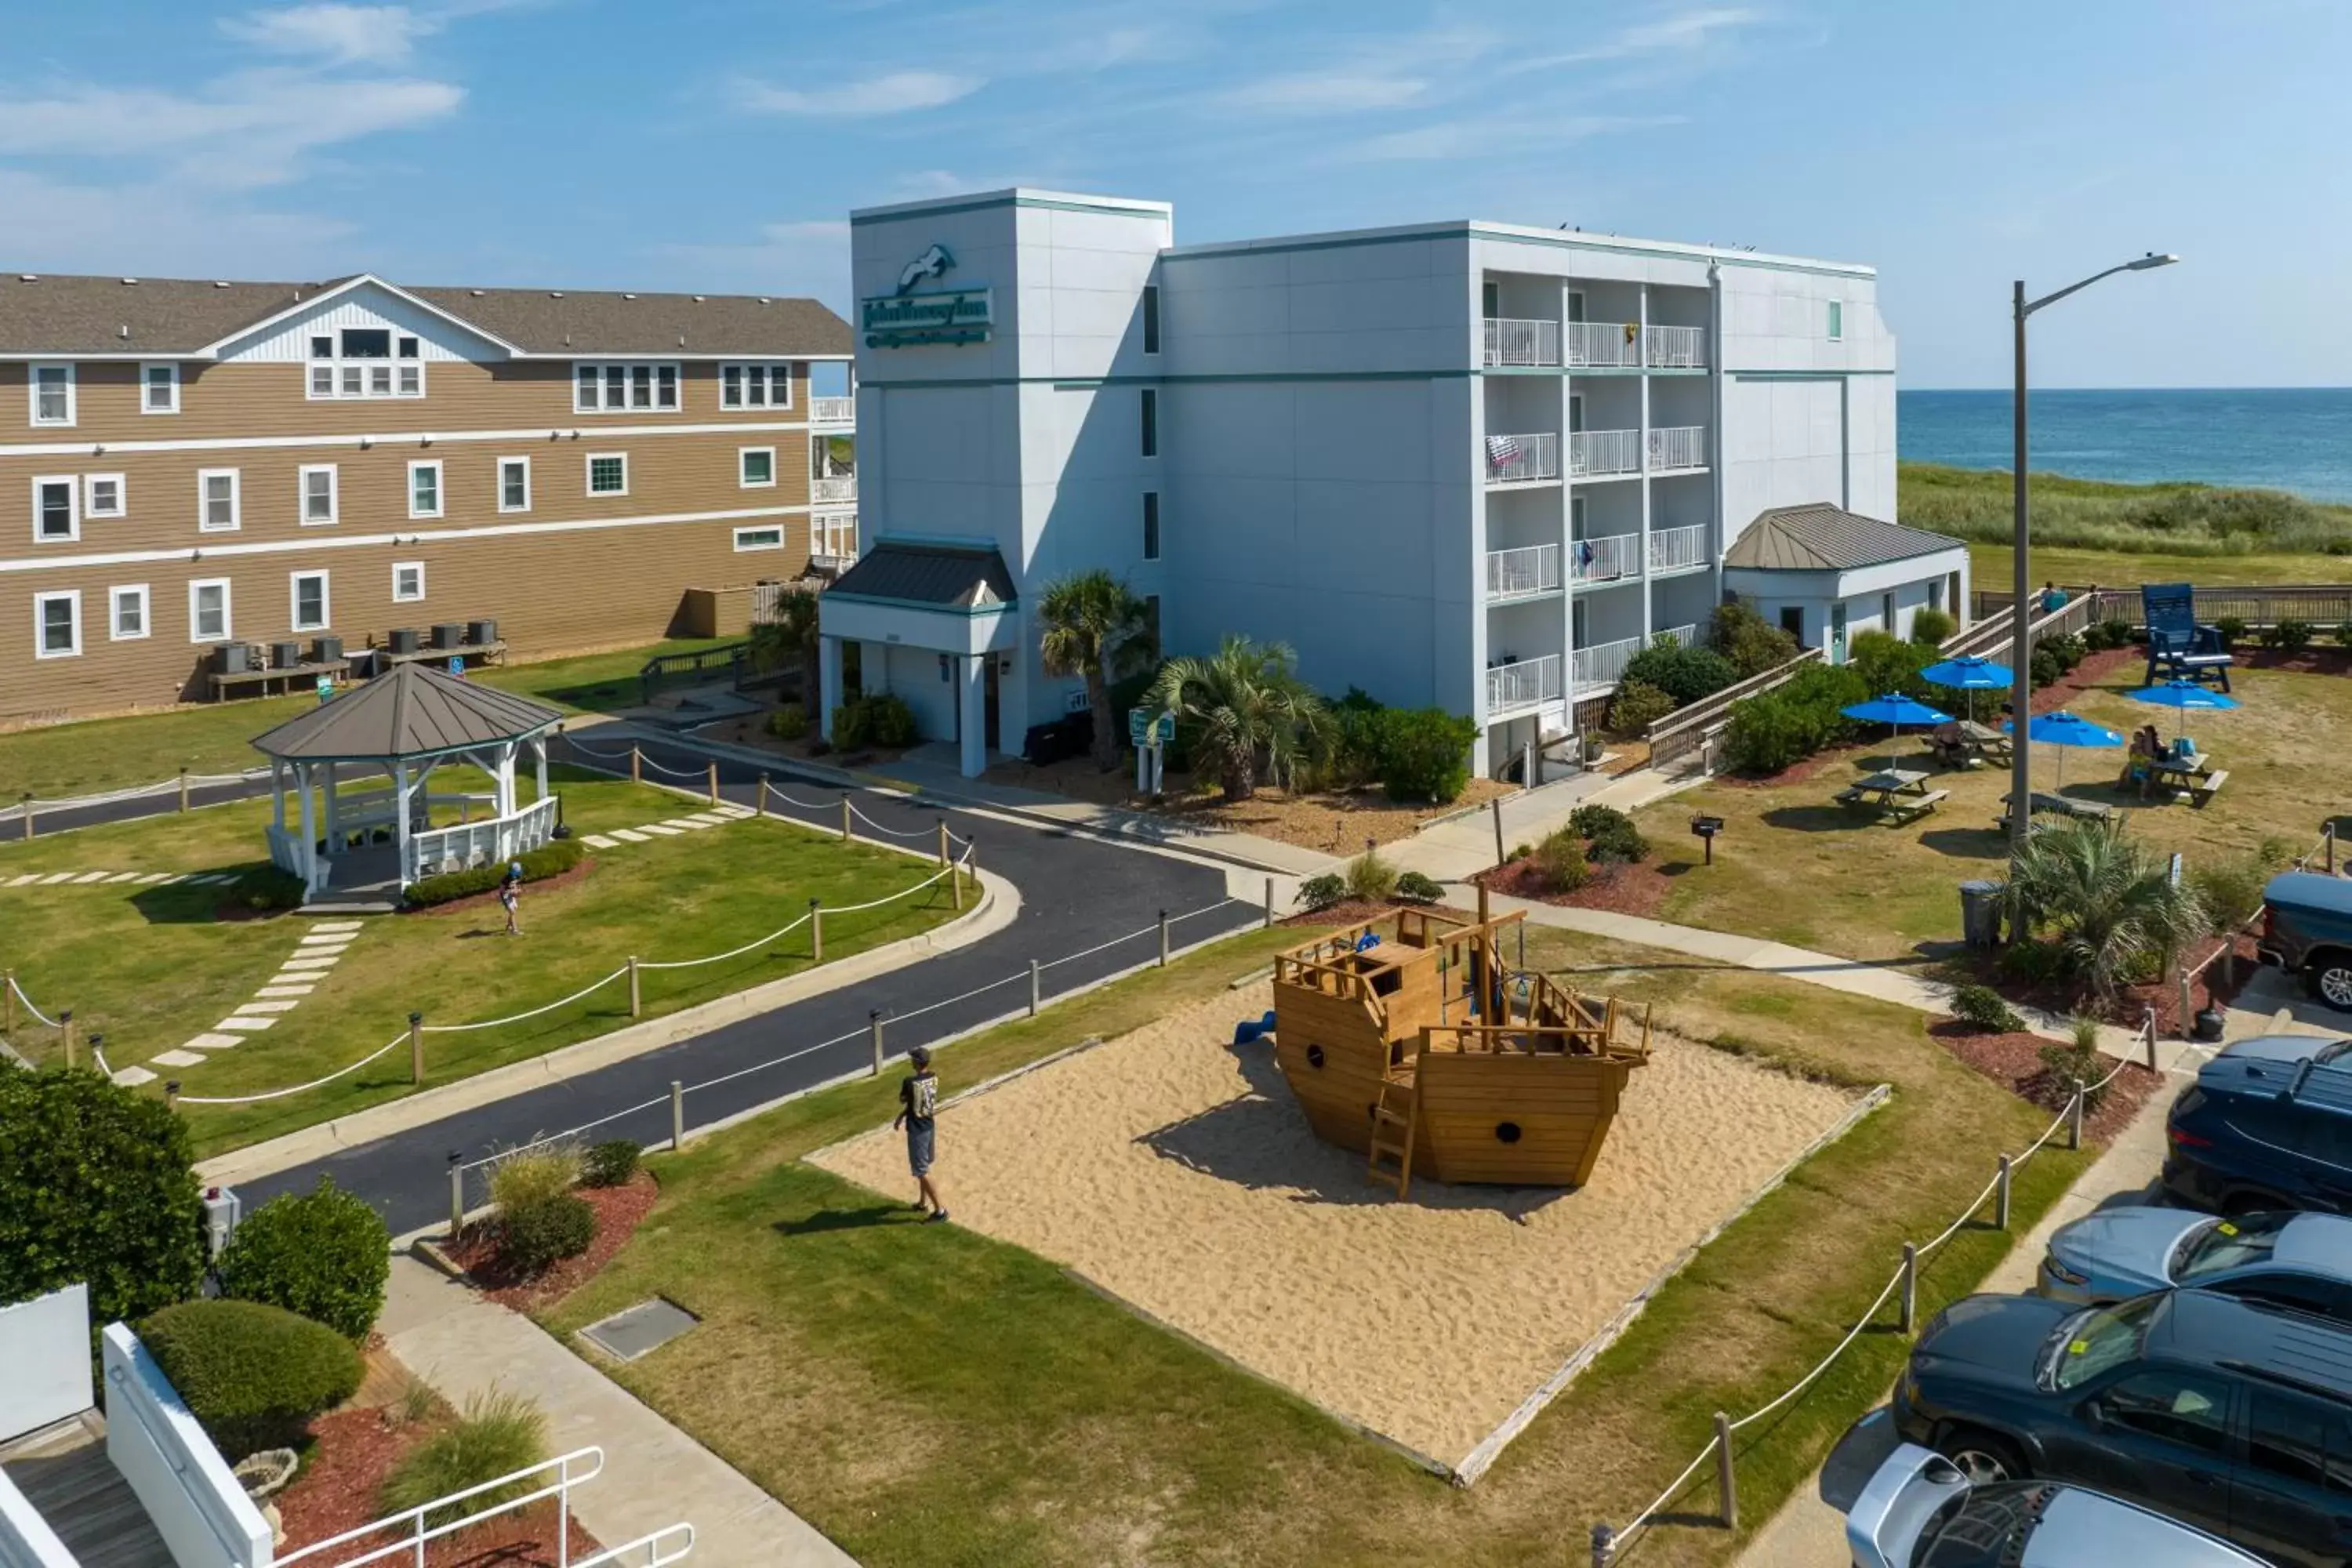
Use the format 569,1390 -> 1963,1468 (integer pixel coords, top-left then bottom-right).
1836,768 -> 1950,824
1929,720 -> 2014,769
1999,790 -> 2118,831
2140,750 -> 2229,808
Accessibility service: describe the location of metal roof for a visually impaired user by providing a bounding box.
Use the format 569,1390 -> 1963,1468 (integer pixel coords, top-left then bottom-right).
1722,503 -> 1965,573
826,542 -> 1018,610
249,662 -> 564,762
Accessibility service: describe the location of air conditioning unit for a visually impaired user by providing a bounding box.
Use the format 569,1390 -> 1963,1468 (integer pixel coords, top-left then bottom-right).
431,622 -> 465,651
271,641 -> 303,670
313,635 -> 343,665
467,619 -> 498,646
213,643 -> 249,676
388,627 -> 421,655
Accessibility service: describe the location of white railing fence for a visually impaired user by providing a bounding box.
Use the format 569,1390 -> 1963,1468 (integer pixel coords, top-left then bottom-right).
101,1327 -> 270,1568
1642,324 -> 1707,368
1483,431 -> 1559,484
1648,424 -> 1709,472
1649,522 -> 1711,575
809,396 -> 855,425
408,795 -> 558,881
1483,318 -> 1561,367
1572,532 -> 1642,583
1486,655 -> 1563,713
1486,543 -> 1563,600
1573,635 -> 1642,692
809,476 -> 857,503
1569,428 -> 1640,478
1566,321 -> 1641,367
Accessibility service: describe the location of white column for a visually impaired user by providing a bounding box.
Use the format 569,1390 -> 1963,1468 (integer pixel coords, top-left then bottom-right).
957,655 -> 987,779
533,735 -> 550,801
270,760 -> 287,831
818,634 -> 844,739
394,760 -> 413,883
322,760 -> 340,849
296,762 -> 318,894
498,742 -> 518,818
1637,281 -> 1654,641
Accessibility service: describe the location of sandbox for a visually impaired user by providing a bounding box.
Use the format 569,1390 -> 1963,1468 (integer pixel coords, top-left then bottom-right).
808,981 -> 1871,1474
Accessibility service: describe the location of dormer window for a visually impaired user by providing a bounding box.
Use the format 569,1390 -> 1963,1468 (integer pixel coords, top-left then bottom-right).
573,361 -> 680,413
307,328 -> 425,399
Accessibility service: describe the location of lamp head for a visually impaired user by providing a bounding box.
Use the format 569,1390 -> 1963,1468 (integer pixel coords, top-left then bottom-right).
2128,252 -> 2180,270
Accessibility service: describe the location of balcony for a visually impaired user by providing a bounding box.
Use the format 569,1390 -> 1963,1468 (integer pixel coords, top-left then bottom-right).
1648,522 -> 1711,576
1643,325 -> 1707,368
1569,428 -> 1640,479
1571,532 -> 1642,584
1648,424 -> 1709,473
1483,431 -> 1558,485
1485,543 -> 1562,601
1486,654 -> 1563,715
1483,318 -> 1560,368
1566,321 -> 1641,368
811,476 -> 857,503
1573,623 -> 1699,693
811,396 -> 855,426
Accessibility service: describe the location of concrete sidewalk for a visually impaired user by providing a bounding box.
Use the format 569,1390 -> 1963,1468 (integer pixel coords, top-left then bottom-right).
381,1254 -> 855,1566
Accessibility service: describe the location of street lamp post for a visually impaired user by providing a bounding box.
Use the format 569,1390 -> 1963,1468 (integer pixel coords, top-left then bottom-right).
2008,252 -> 2179,846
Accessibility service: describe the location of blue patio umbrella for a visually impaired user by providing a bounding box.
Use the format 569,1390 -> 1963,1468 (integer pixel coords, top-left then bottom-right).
2129,678 -> 2241,713
1921,655 -> 2014,721
2001,710 -> 2123,790
1841,694 -> 1952,763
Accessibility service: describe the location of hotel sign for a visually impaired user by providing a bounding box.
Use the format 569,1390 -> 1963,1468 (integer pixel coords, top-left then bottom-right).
860,288 -> 993,347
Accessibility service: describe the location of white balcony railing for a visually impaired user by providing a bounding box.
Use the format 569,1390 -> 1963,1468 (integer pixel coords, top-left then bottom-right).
1571,532 -> 1642,583
1649,522 -> 1711,575
1483,431 -> 1559,484
1642,325 -> 1707,368
1569,428 -> 1640,478
1486,654 -> 1563,713
1483,318 -> 1560,367
1566,321 -> 1641,367
811,396 -> 855,426
1571,624 -> 1700,693
1657,621 -> 1700,648
1485,543 -> 1562,600
810,475 -> 857,503
1648,424 -> 1709,473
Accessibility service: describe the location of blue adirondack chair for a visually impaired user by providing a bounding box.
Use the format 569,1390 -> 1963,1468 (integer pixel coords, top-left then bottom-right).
2142,583 -> 2233,691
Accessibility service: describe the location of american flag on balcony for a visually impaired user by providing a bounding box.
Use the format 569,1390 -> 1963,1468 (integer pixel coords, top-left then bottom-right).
1484,434 -> 1520,469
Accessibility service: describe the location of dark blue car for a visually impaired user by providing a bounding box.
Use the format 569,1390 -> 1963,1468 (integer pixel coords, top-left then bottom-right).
2165,1034 -> 2352,1215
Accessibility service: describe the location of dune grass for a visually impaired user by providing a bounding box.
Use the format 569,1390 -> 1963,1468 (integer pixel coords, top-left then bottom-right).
1903,461 -> 2352,560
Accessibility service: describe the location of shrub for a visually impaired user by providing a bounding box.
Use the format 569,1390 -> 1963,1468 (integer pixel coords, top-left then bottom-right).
2189,848 -> 2284,931
238,868 -> 306,913
581,1140 -> 641,1189
2212,615 -> 2249,648
1344,847 -> 1399,902
1533,828 -> 1590,892
488,1145 -> 579,1212
216,1178 -> 389,1342
382,1388 -> 549,1530
1998,937 -> 2082,989
1849,630 -> 1931,702
831,701 -> 870,749
2083,617 -> 2136,652
767,702 -> 808,741
499,1194 -> 596,1277
1395,870 -> 1445,905
1372,708 -> 1479,804
1721,662 -> 1870,774
2004,818 -> 2212,1000
1570,804 -> 1649,863
1325,688 -> 1388,789
1909,606 -> 1957,647
1621,640 -> 1739,706
2336,620 -> 2352,649
2027,647 -> 2063,689
2260,618 -> 2316,652
1295,873 -> 1345,912
1708,601 -> 1801,677
2039,1016 -> 2113,1110
1607,678 -> 1678,735
139,1299 -> 363,1460
405,839 -> 586,908
0,1067 -> 205,1329
862,692 -> 919,746
2043,632 -> 2088,672
1951,983 -> 2024,1033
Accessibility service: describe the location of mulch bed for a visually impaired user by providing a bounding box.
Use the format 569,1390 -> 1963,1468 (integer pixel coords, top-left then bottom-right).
1475,855 -> 1672,919
1969,929 -> 2263,1036
443,1171 -> 659,1312
411,856 -> 597,918
1929,1020 -> 2165,1145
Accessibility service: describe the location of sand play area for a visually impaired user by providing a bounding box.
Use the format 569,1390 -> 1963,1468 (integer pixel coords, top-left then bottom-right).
809,982 -> 1867,1469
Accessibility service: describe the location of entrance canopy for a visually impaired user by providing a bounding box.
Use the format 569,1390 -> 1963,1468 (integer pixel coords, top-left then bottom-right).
815,541 -> 1020,779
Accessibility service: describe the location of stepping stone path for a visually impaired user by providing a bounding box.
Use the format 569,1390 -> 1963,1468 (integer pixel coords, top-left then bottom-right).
2,869 -> 235,890
111,918 -> 368,1089
579,801 -> 753,852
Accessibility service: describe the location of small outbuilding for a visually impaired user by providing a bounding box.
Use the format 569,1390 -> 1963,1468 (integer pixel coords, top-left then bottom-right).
1721,503 -> 1971,663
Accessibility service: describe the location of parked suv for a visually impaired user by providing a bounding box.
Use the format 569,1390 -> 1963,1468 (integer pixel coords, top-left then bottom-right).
2164,1033 -> 2352,1214
2258,871 -> 2352,1011
1891,1288 -> 2352,1566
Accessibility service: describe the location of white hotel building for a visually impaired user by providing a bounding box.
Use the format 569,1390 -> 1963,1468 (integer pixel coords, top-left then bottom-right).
821,188 -> 1959,778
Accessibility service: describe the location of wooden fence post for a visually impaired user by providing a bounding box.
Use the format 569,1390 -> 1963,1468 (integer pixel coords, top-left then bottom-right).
1714,1412 -> 1737,1529
59,1010 -> 74,1071
1900,1243 -> 1918,1334
755,773 -> 769,817
20,794 -> 31,841
1030,960 -> 1042,1017
670,1080 -> 686,1152
630,746 -> 642,785
1996,1153 -> 2013,1229
810,898 -> 823,962
179,767 -> 191,813
1159,909 -> 1171,967
706,761 -> 720,805
1589,1524 -> 1614,1567
2068,1080 -> 2085,1151
165,1081 -> 180,1111
448,1152 -> 465,1240
840,796 -> 853,841
2144,1005 -> 2159,1071
936,818 -> 950,867
869,1011 -> 884,1077
1264,876 -> 1276,929
1490,797 -> 1505,867
3,971 -> 14,1038
627,956 -> 641,1018
408,1011 -> 425,1085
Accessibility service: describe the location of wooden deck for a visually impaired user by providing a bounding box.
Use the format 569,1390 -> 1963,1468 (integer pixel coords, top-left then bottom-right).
1,1414 -> 175,1568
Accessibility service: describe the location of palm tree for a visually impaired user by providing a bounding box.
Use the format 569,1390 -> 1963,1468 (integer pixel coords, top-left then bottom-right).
1037,571 -> 1156,770
2002,820 -> 2212,1001
1144,635 -> 1330,801
749,588 -> 822,697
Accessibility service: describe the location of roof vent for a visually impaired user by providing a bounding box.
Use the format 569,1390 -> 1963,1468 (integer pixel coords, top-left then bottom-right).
120,277 -> 138,285
118,325 -> 129,339
677,335 -> 685,347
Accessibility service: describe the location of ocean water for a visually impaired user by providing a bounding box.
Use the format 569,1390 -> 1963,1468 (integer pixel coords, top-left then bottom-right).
1899,387 -> 2352,503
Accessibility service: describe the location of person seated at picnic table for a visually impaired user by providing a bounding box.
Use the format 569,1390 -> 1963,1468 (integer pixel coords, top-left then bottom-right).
1929,720 -> 1968,764
2122,725 -> 2163,798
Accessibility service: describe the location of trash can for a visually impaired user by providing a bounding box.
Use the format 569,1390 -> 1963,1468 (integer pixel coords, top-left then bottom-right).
1959,880 -> 2003,949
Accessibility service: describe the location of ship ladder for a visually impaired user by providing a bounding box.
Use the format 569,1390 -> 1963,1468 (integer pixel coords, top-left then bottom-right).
1367,1074 -> 1419,1200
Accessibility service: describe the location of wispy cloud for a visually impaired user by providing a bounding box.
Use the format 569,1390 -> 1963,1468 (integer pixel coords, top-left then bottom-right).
1507,5 -> 1762,72
731,70 -> 982,116
220,3 -> 438,66
1218,72 -> 1430,114
1345,114 -> 1683,163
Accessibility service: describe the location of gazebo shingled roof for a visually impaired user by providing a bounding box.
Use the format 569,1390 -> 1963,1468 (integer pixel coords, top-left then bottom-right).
250,662 -> 564,763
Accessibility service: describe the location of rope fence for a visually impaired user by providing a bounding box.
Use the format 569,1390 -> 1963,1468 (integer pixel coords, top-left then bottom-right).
1591,1020 -> 2151,1564
6,973 -> 60,1029
2,765 -> 274,833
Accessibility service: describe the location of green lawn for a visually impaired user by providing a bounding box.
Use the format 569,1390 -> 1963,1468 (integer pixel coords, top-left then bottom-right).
0,768 -> 960,1157
0,637 -> 736,803
543,921 -> 2087,1567
1968,541 -> 2352,591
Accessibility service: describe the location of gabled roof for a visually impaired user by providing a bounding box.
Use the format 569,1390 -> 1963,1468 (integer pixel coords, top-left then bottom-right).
0,274 -> 356,356
250,662 -> 564,762
826,542 -> 1017,611
1722,503 -> 1965,573
407,285 -> 851,358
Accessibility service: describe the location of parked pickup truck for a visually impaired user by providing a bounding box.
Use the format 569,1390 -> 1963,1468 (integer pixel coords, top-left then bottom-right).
2259,870 -> 2352,1011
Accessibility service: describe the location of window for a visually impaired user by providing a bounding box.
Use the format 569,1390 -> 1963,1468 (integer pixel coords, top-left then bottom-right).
586,452 -> 628,496
343,328 -> 390,358
739,447 -> 776,488
189,579 -> 231,642
307,328 -> 424,398
2097,1370 -> 2231,1454
718,363 -> 792,409
198,468 -> 240,532
814,512 -> 858,562
1140,387 -> 1158,458
32,476 -> 78,542
1827,300 -> 1844,341
299,464 -> 338,526
1142,285 -> 1161,354
392,561 -> 426,603
33,591 -> 80,659
1882,592 -> 1896,632
141,362 -> 180,414
573,362 -> 681,412
108,584 -> 149,641
1142,491 -> 1160,561
497,456 -> 530,513
408,460 -> 442,520
732,525 -> 785,552
289,571 -> 329,633
30,364 -> 73,426
84,474 -> 125,519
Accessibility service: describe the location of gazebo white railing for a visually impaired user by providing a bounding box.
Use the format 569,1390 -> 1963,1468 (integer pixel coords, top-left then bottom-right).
411,796 -> 560,880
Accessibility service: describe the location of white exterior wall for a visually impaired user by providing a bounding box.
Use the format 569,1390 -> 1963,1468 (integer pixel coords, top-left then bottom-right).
1727,546 -> 1969,663
216,282 -> 506,362
0,1284 -> 92,1444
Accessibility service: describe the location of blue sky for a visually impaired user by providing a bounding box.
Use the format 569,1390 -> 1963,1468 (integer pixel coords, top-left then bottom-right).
5,0 -> 2347,388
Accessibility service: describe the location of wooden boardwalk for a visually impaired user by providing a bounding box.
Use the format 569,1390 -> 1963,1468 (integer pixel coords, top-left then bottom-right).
1,1414 -> 175,1568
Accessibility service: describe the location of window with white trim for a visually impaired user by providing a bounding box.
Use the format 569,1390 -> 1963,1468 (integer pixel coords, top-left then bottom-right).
573,362 -> 680,412
30,364 -> 73,426
1827,300 -> 1844,342
198,468 -> 241,532
497,456 -> 530,513
110,584 -> 149,641
189,578 -> 231,642
392,561 -> 426,603
719,362 -> 793,410
84,474 -> 125,519
299,464 -> 338,526
32,476 -> 78,542
307,328 -> 424,398
141,362 -> 180,414
289,570 -> 330,633
586,452 -> 628,496
732,525 -> 785,552
739,446 -> 776,488
408,459 -> 443,519
33,590 -> 80,659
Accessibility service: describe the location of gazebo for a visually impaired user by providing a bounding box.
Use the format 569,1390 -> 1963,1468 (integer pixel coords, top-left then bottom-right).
250,662 -> 568,901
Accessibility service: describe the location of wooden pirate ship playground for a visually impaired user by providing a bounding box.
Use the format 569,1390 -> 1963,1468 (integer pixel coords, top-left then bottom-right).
1269,908 -> 1651,1197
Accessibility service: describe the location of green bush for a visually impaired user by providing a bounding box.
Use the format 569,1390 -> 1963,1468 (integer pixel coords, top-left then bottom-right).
405,839 -> 586,908
864,692 -> 919,746
140,1299 -> 363,1460
1295,873 -> 1346,912
2040,1018 -> 2113,1110
2083,617 -> 2136,652
488,1145 -> 579,1212
216,1178 -> 389,1342
1721,662 -> 1870,774
1849,630 -> 1931,702
582,1141 -> 641,1189
0,1067 -> 205,1329
1343,847 -> 1399,902
1395,870 -> 1445,905
2190,849 -> 2283,930
1323,688 -> 1388,789
1533,828 -> 1590,892
2044,632 -> 2088,672
1621,640 -> 1739,706
1569,804 -> 1649,863
1607,678 -> 1679,735
767,702 -> 808,741
831,701 -> 871,749
1372,708 -> 1478,804
2027,647 -> 2063,690
238,868 -> 306,913
382,1388 -> 549,1529
1951,983 -> 2024,1033
2212,615 -> 2249,649
2336,620 -> 2352,649
499,1194 -> 596,1276
1708,601 -> 1801,677
1908,607 -> 1957,647
2260,618 -> 2316,652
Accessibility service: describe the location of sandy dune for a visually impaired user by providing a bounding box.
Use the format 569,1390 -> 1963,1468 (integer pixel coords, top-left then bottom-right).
810,982 -> 1861,1466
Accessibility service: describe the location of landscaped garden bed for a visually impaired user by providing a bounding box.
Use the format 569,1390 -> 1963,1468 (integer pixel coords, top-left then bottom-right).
443,1167 -> 659,1313
1929,1021 -> 2164,1145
